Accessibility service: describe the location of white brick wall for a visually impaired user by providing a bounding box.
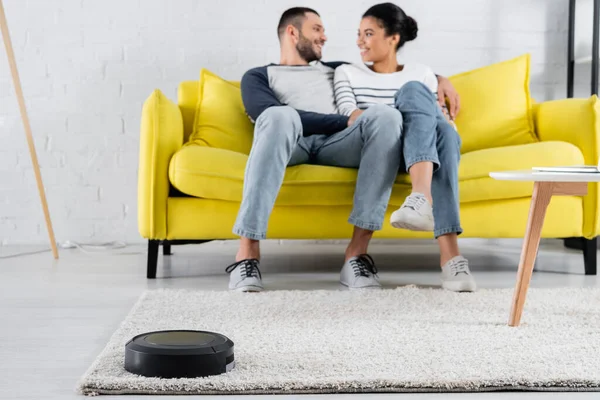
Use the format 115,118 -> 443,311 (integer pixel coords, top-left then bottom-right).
0,0 -> 595,245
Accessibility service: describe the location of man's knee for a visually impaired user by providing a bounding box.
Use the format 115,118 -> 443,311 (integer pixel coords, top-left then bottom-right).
255,106 -> 302,139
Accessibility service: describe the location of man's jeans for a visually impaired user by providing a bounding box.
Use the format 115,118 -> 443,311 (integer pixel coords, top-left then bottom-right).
233,104 -> 403,240
394,81 -> 463,238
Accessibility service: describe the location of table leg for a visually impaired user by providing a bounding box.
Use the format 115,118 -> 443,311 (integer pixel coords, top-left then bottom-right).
509,182 -> 553,327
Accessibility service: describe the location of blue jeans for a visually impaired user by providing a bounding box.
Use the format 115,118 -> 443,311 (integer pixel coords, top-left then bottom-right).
233,104 -> 403,240
394,81 -> 463,238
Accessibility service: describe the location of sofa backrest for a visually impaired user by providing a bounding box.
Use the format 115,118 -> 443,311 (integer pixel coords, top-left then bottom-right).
178,81 -> 200,143
178,54 -> 537,152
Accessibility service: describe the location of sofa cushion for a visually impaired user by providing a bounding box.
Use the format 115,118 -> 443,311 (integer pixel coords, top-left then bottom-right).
187,69 -> 254,154
169,141 -> 584,206
449,54 -> 538,153
457,141 -> 584,203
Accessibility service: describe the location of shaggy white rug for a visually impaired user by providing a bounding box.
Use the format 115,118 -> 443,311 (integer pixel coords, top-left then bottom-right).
78,287 -> 600,395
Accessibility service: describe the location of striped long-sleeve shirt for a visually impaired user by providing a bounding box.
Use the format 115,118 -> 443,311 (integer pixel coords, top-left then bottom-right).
333,63 -> 439,117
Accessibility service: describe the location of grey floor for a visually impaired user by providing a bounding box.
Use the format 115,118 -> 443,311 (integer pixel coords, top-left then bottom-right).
1,238 -> 599,400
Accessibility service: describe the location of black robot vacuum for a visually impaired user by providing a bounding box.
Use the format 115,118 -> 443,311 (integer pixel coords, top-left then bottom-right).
124,330 -> 235,378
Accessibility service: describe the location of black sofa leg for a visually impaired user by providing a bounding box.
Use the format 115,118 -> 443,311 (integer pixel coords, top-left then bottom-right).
583,237 -> 597,276
564,237 -> 584,250
565,237 -> 597,275
163,241 -> 172,256
147,240 -> 159,279
146,239 -> 215,278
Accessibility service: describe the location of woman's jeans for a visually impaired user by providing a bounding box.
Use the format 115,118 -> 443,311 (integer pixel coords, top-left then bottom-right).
394,81 -> 463,238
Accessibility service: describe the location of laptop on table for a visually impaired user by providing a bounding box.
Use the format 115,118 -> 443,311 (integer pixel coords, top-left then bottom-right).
533,158 -> 600,173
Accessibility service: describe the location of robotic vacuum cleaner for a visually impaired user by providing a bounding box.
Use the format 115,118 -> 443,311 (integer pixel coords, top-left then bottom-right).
124,330 -> 234,378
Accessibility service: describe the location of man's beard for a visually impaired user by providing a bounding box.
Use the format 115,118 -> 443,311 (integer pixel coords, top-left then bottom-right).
296,32 -> 321,63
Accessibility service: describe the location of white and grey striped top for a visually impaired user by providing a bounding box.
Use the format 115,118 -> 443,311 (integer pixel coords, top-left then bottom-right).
333,63 -> 438,117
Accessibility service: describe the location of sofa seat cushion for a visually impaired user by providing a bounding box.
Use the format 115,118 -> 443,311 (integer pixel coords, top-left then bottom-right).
456,141 -> 584,203
169,141 -> 584,206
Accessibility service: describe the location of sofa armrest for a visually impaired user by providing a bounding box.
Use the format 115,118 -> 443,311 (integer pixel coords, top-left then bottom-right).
535,97 -> 599,160
138,89 -> 184,239
535,96 -> 600,238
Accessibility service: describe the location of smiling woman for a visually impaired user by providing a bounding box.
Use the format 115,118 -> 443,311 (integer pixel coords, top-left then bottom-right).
359,2 -> 418,58
334,3 -> 438,118
330,2 -> 477,292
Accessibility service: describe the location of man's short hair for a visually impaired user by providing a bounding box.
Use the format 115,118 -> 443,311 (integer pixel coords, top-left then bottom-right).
277,7 -> 319,40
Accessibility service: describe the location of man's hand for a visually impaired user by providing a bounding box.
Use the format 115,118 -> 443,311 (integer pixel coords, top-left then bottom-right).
348,109 -> 364,126
440,105 -> 452,123
436,76 -> 460,120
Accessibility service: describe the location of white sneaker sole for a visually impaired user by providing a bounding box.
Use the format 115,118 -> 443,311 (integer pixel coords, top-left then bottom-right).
231,285 -> 264,293
390,210 -> 434,232
442,280 -> 477,292
340,281 -> 382,290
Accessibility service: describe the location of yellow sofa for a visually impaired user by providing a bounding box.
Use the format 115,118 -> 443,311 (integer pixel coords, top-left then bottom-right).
138,60 -> 600,279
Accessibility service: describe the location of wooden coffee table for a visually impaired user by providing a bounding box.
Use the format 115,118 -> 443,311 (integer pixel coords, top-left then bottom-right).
489,170 -> 600,327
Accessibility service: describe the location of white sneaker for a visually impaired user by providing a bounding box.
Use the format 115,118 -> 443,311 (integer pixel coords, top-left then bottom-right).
340,254 -> 382,290
390,192 -> 434,231
225,259 -> 264,292
441,256 -> 477,292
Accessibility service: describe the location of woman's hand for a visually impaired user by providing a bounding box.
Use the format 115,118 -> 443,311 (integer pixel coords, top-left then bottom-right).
348,109 -> 364,126
436,76 -> 460,119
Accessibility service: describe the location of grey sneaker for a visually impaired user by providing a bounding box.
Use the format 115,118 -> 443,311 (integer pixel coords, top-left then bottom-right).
225,259 -> 264,292
340,254 -> 382,290
441,256 -> 477,292
390,192 -> 434,231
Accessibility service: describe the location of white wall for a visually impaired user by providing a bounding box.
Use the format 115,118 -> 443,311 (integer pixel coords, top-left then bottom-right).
0,0 -> 595,245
